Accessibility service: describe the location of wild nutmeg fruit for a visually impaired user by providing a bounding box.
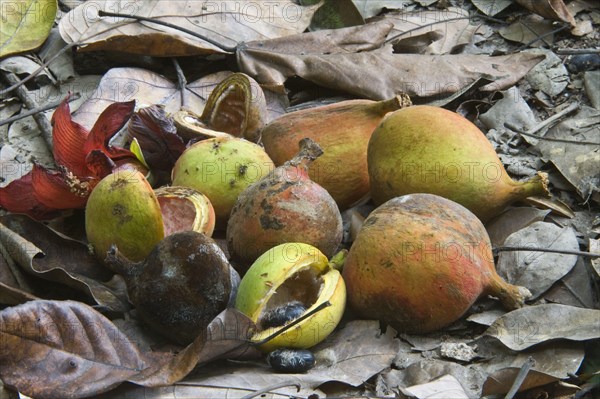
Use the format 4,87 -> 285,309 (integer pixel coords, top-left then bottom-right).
171,136 -> 274,225
106,231 -> 238,345
227,138 -> 343,270
235,243 -> 346,352
343,194 -> 531,334
367,105 -> 549,221
261,95 -> 412,210
154,186 -> 215,237
85,170 -> 164,262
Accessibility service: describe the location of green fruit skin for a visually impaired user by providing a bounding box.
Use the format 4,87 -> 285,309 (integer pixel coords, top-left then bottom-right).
86,170 -> 164,262
367,105 -> 548,221
171,136 -> 274,223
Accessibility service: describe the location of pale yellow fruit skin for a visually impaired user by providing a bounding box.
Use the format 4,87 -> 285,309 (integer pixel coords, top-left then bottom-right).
85,170 -> 164,262
171,136 -> 274,224
235,243 -> 346,352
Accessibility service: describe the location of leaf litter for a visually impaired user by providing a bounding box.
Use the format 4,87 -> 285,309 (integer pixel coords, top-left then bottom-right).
1,0 -> 599,398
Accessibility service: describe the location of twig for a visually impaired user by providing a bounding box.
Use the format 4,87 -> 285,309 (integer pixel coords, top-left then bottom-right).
493,246 -> 600,258
516,24 -> 570,52
240,382 -> 301,399
1,71 -> 54,150
504,102 -> 599,146
0,93 -> 81,127
97,10 -> 237,52
172,58 -> 187,107
555,48 -> 600,55
504,357 -> 535,399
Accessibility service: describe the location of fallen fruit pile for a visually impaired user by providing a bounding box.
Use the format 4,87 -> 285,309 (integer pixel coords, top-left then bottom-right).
0,73 -> 550,373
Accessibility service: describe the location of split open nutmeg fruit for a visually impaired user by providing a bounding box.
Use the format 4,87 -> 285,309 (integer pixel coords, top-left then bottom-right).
235,243 -> 346,352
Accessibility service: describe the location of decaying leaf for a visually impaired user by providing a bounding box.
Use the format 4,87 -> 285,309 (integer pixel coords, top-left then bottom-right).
515,0 -> 576,27
470,0 -> 513,16
485,207 -> 551,247
0,0 -> 58,58
0,215 -> 129,312
536,106 -> 600,200
400,374 -> 470,399
485,304 -> 600,350
58,0 -> 320,56
239,41 -> 544,100
496,221 -> 579,299
0,300 -> 150,399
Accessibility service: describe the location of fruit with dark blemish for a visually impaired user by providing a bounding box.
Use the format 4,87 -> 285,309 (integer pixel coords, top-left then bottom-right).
105,231 -> 239,345
85,170 -> 164,262
226,138 -> 343,271
343,193 -> 531,333
171,136 -> 274,226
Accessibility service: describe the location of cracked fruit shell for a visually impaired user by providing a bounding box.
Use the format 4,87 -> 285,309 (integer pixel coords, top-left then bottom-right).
85,170 -> 164,262
155,186 -> 215,237
235,243 -> 346,352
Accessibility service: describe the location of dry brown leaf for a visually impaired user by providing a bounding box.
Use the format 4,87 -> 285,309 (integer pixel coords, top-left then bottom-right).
239,42 -> 544,100
59,0 -> 320,56
0,215 -> 129,312
515,0 -> 576,27
378,7 -> 482,54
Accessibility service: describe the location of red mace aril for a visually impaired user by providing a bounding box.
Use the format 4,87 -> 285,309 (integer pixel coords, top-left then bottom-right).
367,105 -> 550,222
261,95 -> 412,210
154,186 -> 215,237
342,193 -> 532,334
227,138 -> 343,272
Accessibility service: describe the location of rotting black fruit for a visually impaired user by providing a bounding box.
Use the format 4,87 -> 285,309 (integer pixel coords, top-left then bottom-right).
105,231 -> 238,345
260,301 -> 307,330
267,348 -> 316,373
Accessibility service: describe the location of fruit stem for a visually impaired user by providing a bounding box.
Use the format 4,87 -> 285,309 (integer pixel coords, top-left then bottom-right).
328,249 -> 348,271
251,301 -> 332,347
511,172 -> 550,199
486,276 -> 532,310
288,138 -> 324,170
104,245 -> 141,278
370,94 -> 412,115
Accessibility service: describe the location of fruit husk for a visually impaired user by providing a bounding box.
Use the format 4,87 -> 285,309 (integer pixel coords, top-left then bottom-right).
235,243 -> 346,352
106,231 -> 234,345
261,94 -> 412,210
227,138 -> 343,270
85,170 -> 164,263
173,110 -> 231,141
343,193 -> 531,334
154,186 -> 215,237
367,105 -> 550,222
171,136 -> 274,225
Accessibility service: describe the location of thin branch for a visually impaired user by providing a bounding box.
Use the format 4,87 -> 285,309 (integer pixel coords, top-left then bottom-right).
240,382 -> 301,399
172,58 -> 187,108
1,71 -> 54,150
494,246 -> 600,259
555,48 -> 600,55
504,357 -> 535,399
0,93 -> 81,127
516,24 -> 570,52
97,10 -> 237,52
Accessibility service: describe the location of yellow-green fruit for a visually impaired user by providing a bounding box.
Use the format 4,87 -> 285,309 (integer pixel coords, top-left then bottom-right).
367,105 -> 549,221
171,136 -> 274,224
235,243 -> 346,352
85,170 -> 164,262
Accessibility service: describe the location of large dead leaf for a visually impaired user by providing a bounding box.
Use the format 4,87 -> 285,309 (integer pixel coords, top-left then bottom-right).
485,207 -> 551,247
485,304 -> 600,350
496,221 -> 579,299
0,300 -> 150,398
536,106 -> 600,200
376,7 -> 482,54
0,215 -> 129,312
59,0 -> 320,56
515,0 -> 576,27
238,41 -> 544,100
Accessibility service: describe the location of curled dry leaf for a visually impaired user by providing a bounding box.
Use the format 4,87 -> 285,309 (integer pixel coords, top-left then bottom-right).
485,304 -> 600,351
514,0 -> 576,27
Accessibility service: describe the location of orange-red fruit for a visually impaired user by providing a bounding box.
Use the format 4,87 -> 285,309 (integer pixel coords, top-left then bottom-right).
343,193 -> 531,333
261,95 -> 411,210
367,105 -> 549,222
227,139 -> 343,271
